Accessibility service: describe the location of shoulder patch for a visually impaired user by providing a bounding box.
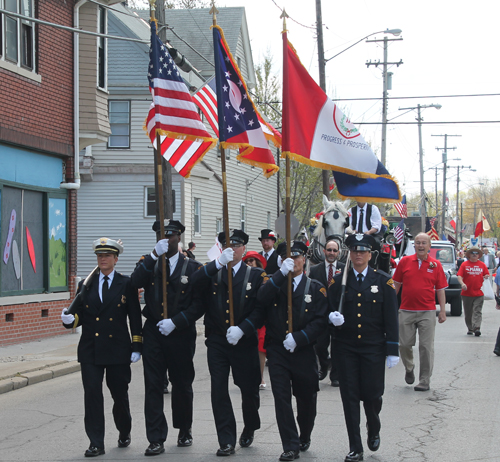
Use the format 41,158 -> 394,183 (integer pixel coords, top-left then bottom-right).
261,272 -> 267,278
263,276 -> 270,284
387,278 -> 395,289
320,287 -> 327,297
140,256 -> 145,261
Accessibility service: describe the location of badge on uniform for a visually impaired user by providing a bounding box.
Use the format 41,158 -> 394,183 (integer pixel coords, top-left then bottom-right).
181,275 -> 189,284
246,283 -> 252,291
304,294 -> 312,303
121,295 -> 126,303
371,286 -> 379,293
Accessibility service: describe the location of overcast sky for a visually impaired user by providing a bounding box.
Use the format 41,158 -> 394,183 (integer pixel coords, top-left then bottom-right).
214,0 -> 499,199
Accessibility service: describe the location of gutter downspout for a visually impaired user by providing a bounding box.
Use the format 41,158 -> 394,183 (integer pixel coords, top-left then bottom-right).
61,0 -> 87,190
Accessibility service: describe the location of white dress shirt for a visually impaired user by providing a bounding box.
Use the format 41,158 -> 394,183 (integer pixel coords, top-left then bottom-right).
349,203 -> 382,233
99,270 -> 115,302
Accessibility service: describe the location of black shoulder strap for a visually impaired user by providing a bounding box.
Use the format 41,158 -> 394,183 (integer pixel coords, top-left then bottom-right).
239,265 -> 252,310
299,277 -> 312,326
172,257 -> 190,314
365,204 -> 372,230
351,206 -> 358,229
216,269 -> 227,325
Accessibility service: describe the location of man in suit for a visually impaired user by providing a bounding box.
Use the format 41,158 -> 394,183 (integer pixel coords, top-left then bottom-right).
480,245 -> 496,283
190,229 -> 267,456
259,229 -> 280,274
309,238 -> 345,385
130,220 -> 202,456
61,238 -> 142,458
257,240 -> 328,461
328,234 -> 399,462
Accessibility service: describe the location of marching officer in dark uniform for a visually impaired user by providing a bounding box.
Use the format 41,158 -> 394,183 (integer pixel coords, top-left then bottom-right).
61,238 -> 142,458
130,220 -> 201,456
259,229 -> 280,274
257,241 -> 328,462
189,229 -> 267,456
328,234 -> 399,462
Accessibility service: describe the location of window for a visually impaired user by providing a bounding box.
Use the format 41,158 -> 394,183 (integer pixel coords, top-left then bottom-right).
108,101 -> 130,148
97,5 -> 106,89
144,186 -> 175,218
216,218 -> 222,234
240,204 -> 246,232
0,0 -> 36,71
194,198 -> 201,234
0,185 -> 68,295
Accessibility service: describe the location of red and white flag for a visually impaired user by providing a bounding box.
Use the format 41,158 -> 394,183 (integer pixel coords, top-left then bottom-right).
394,195 -> 407,218
474,209 -> 490,237
145,21 -> 216,178
449,217 -> 456,231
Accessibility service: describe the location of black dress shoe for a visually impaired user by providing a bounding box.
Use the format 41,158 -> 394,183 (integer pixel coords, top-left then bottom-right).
331,379 -> 340,387
494,349 -> 500,356
367,433 -> 380,451
414,383 -> 430,391
299,439 -> 311,451
345,450 -> 363,462
405,368 -> 415,385
318,368 -> 328,381
145,442 -> 165,456
216,444 -> 235,456
84,446 -> 105,457
475,330 -> 481,337
279,449 -> 300,461
118,433 -> 131,448
239,428 -> 254,447
177,429 -> 193,447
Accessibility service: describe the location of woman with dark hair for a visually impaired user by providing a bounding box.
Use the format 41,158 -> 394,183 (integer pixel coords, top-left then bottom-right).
243,251 -> 268,389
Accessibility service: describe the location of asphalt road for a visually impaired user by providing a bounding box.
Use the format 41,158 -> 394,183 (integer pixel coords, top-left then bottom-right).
1,300 -> 500,462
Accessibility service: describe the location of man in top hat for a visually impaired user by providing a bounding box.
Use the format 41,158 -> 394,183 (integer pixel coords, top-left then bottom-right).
189,229 -> 267,456
309,238 -> 345,385
457,246 -> 489,336
130,220 -> 202,456
259,229 -> 280,274
256,240 -> 328,461
347,202 -> 382,267
61,238 -> 142,458
328,234 -> 399,462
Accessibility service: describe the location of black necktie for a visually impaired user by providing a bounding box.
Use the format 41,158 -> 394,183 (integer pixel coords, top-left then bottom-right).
265,253 -> 269,260
357,273 -> 363,285
358,209 -> 364,233
102,275 -> 109,303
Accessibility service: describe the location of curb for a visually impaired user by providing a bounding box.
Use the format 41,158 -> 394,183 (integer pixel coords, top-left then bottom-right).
0,361 -> 81,395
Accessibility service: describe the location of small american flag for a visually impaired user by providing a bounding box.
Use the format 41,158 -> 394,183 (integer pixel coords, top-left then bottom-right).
145,21 -> 216,178
394,195 -> 407,218
394,219 -> 405,244
429,217 -> 437,227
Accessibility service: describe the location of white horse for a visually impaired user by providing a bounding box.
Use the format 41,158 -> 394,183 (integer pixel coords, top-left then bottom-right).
310,195 -> 351,264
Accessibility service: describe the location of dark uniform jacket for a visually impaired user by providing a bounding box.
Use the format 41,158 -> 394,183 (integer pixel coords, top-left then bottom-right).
130,252 -> 202,332
328,267 -> 399,356
309,260 -> 345,288
63,272 -> 142,365
189,260 -> 267,344
256,270 -> 328,350
260,250 -> 280,275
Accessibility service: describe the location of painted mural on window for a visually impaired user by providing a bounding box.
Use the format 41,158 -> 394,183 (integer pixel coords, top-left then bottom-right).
49,198 -> 67,288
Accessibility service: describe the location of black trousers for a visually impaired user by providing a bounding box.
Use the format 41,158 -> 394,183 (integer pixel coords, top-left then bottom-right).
80,362 -> 132,448
314,331 -> 339,381
333,341 -> 385,453
267,343 -> 319,452
206,334 -> 261,447
142,319 -> 196,444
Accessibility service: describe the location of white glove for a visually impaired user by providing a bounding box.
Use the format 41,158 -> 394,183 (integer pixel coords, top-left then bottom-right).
329,311 -> 345,326
219,248 -> 234,266
61,307 -> 75,325
157,319 -> 176,336
283,333 -> 297,353
226,326 -> 244,345
280,258 -> 294,276
131,352 -> 141,363
386,355 -> 399,368
152,239 -> 169,259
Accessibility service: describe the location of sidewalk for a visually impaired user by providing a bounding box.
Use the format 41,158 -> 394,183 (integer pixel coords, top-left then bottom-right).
0,330 -> 81,394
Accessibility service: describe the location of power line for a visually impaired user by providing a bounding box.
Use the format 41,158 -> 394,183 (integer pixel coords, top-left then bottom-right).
270,0 -> 316,30
332,93 -> 500,102
356,120 -> 500,125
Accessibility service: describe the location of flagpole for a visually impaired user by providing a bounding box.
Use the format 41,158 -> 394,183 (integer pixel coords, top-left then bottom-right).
281,9 -> 293,333
150,0 -> 168,319
211,2 -> 234,326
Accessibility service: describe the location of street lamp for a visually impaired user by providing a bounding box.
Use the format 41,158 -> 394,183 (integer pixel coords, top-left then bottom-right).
399,103 -> 442,232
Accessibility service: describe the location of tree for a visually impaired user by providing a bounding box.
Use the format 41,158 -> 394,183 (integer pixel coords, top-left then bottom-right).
253,51 -> 281,128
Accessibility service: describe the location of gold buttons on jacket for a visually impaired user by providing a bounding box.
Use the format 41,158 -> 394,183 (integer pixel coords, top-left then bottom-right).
109,318 -> 113,321
96,317 -> 99,321
95,333 -> 99,336
358,324 -> 361,328
109,335 -> 112,338
117,304 -> 121,307
358,335 -> 361,339
226,320 -> 229,323
357,303 -> 361,307
226,310 -> 229,313
213,292 -> 216,295
358,293 -> 361,297
357,313 -> 361,317
373,300 -> 376,303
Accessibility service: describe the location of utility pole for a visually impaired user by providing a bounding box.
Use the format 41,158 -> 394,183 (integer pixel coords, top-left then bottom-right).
315,0 -> 330,197
432,134 -> 460,236
366,36 -> 403,166
454,165 -> 474,247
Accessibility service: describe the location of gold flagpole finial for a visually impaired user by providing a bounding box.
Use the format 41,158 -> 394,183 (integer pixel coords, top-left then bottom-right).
280,8 -> 289,33
209,0 -> 219,26
149,0 -> 156,20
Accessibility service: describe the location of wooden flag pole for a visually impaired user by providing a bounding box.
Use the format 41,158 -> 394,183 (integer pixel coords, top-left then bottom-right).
281,9 -> 293,333
210,2 -> 234,326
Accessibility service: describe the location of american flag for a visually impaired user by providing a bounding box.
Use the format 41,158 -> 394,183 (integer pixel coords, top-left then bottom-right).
394,219 -> 405,244
211,25 -> 279,178
429,217 -> 437,227
394,195 -> 407,218
145,21 -> 216,178
425,218 -> 439,240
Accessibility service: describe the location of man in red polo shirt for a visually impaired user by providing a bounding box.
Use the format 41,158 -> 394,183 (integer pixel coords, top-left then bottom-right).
457,246 -> 489,337
393,233 -> 448,392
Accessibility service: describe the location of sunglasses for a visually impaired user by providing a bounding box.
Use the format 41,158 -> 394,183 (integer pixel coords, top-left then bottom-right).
470,251 -> 479,255
326,249 -> 339,252
246,258 -> 256,263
